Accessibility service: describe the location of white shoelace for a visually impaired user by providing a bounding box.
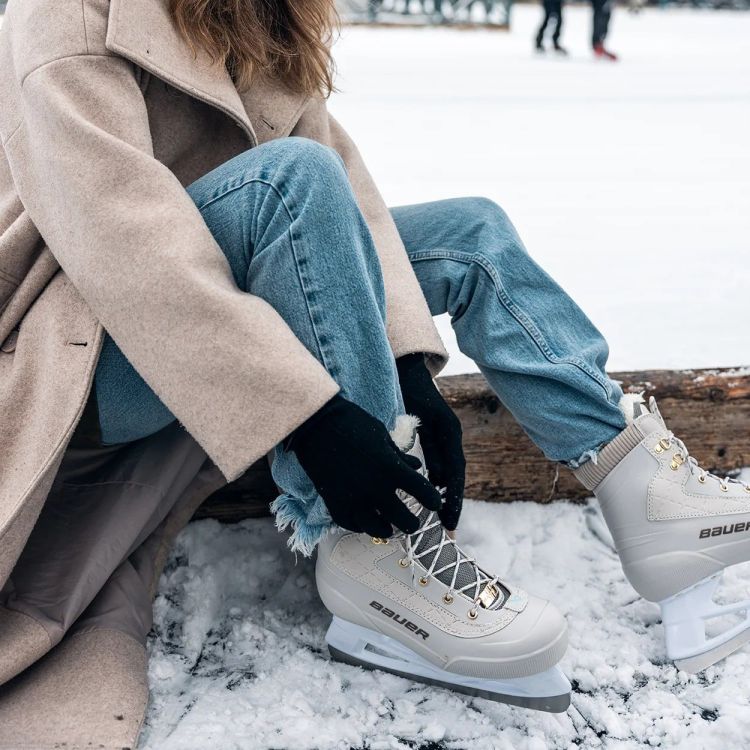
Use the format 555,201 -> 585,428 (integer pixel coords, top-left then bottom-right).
664,432 -> 750,494
396,512 -> 502,616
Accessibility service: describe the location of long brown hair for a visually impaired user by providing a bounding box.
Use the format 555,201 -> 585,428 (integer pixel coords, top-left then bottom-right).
169,0 -> 338,96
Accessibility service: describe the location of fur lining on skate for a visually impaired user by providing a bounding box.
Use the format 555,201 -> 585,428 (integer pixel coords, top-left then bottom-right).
619,392 -> 646,425
390,414 -> 420,452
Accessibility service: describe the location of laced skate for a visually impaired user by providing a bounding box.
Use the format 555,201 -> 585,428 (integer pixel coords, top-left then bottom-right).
576,396 -> 750,673
316,416 -> 571,713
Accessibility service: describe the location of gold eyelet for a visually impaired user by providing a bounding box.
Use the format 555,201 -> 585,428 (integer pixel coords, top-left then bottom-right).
443,593 -> 454,604
418,577 -> 429,587
371,537 -> 389,545
670,453 -> 685,471
398,558 -> 410,568
654,444 -> 664,454
698,475 -> 706,484
720,485 -> 729,493
468,609 -> 478,620
745,486 -> 750,494
660,438 -> 671,450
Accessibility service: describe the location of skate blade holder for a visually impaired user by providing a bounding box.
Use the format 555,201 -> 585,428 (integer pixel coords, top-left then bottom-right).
660,572 -> 750,673
325,616 -> 571,713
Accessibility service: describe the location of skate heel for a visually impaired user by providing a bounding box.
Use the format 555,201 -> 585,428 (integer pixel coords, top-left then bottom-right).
325,617 -> 571,713
659,573 -> 750,673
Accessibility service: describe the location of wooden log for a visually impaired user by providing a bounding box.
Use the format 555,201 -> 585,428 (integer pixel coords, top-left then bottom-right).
192,455 -> 278,521
439,368 -> 750,504
194,367 -> 750,522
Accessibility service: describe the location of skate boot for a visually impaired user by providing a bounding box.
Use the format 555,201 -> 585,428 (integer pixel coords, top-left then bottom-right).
593,43 -> 618,61
575,396 -> 750,673
553,42 -> 569,56
316,416 -> 570,713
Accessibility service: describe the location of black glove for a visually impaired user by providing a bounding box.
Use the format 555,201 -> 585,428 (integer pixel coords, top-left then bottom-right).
288,394 -> 443,538
396,353 -> 466,531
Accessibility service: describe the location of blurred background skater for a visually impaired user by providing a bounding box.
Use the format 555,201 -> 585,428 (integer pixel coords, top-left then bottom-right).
591,0 -> 618,60
535,0 -> 567,54
368,0 -> 384,20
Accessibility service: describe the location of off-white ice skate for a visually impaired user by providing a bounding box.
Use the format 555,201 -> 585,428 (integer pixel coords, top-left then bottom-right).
316,417 -> 571,713
576,396 -> 750,673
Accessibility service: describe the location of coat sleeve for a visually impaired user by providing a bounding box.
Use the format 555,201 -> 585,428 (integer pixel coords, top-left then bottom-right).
291,103 -> 448,377
7,54 -> 340,481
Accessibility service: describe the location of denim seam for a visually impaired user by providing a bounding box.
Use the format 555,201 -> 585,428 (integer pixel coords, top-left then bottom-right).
408,249 -> 613,399
194,175 -> 340,381
273,187 -> 342,383
193,173 -> 277,212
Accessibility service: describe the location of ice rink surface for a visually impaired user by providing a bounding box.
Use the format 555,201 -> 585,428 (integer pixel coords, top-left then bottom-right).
329,5 -> 750,374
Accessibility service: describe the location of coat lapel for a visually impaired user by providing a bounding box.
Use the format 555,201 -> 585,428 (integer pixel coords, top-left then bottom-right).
105,0 -> 313,147
105,0 -> 257,144
238,76 -> 312,145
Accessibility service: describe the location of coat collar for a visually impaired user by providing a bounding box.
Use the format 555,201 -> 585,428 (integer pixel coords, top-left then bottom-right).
105,0 -> 312,146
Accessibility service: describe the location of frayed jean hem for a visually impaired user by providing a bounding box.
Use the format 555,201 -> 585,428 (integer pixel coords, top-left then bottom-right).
271,492 -> 335,557
564,445 -> 605,471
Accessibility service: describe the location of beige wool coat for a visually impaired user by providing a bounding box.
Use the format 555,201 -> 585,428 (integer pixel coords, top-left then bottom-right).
0,0 -> 447,746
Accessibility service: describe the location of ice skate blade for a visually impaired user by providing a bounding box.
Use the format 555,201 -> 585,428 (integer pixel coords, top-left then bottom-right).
673,626 -> 750,674
660,573 -> 750,674
326,617 -> 571,713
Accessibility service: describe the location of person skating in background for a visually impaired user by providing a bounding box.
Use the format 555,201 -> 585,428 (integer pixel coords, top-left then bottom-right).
535,0 -> 567,55
368,0 -> 384,21
591,0 -> 618,60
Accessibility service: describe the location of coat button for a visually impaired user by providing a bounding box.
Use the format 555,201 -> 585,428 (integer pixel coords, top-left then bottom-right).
0,329 -> 18,353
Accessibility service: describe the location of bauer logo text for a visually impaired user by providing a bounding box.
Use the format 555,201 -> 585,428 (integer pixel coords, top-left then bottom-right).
369,601 -> 430,640
699,522 -> 750,539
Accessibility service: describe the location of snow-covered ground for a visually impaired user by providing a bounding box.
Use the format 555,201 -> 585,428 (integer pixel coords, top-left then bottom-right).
328,5 -> 750,374
137,9 -> 750,749
141,492 -> 750,750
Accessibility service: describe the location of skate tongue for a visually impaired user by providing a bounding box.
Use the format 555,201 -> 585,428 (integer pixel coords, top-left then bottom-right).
622,394 -> 667,436
622,393 -> 650,422
391,416 -> 505,610
634,396 -> 668,435
648,396 -> 666,423
634,401 -> 649,419
404,504 -> 506,610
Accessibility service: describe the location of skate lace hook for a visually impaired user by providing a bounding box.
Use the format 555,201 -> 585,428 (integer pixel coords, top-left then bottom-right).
398,512 -> 501,605
664,432 -> 750,494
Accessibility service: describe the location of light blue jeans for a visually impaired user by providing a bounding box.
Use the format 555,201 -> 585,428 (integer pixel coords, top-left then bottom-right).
94,138 -> 626,553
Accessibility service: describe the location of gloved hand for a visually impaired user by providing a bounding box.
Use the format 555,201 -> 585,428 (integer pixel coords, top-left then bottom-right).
396,353 -> 466,531
288,394 -> 443,538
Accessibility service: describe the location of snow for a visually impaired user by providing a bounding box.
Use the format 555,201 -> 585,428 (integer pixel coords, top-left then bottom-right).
140,494 -> 750,750
327,5 -> 750,375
